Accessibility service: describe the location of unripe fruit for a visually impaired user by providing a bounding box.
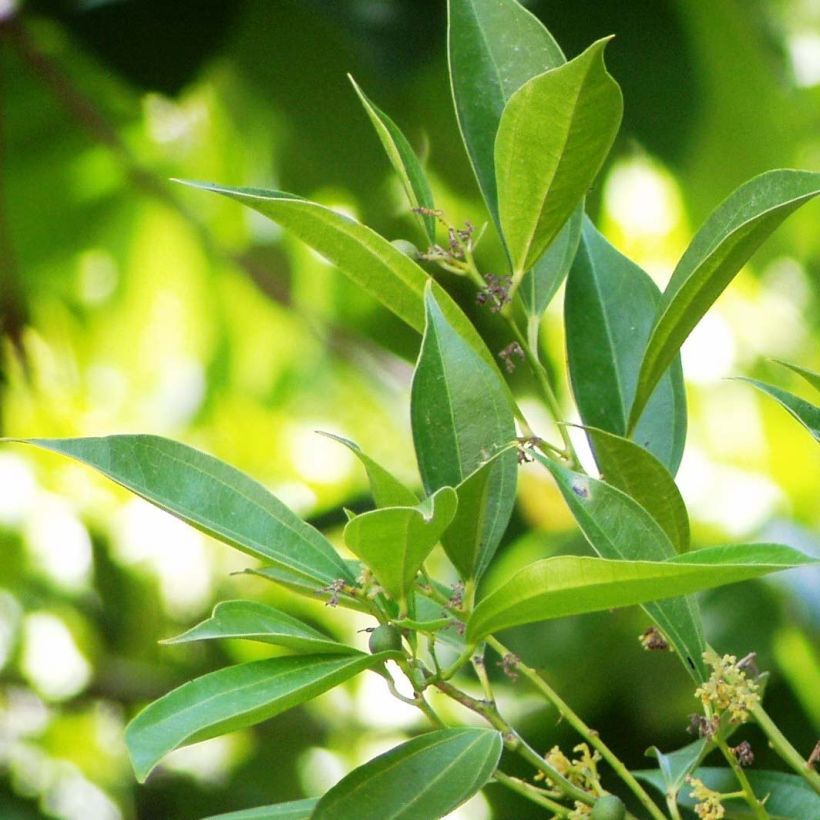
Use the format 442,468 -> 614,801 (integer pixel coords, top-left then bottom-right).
590,794 -> 626,820
390,239 -> 420,258
368,624 -> 403,654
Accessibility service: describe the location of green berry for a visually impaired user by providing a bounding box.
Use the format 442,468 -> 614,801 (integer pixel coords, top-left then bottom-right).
590,795 -> 626,820
368,624 -> 403,654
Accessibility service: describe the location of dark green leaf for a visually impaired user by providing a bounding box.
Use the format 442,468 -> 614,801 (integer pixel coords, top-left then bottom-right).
630,169 -> 820,430
161,600 -> 356,655
774,360 -> 820,393
9,436 -> 352,584
565,220 -> 687,474
202,798 -> 318,820
126,652 -> 393,782
349,75 -> 436,242
411,286 -> 517,579
735,377 -> 820,442
495,38 -> 623,276
312,728 -> 503,820
644,740 -> 708,794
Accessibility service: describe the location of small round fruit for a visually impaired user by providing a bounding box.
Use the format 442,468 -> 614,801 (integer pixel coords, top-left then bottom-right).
368,624 -> 403,654
590,795 -> 626,820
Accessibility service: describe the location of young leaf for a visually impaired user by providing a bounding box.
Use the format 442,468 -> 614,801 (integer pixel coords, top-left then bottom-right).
535,453 -> 707,680
8,436 -> 353,585
774,360 -> 820,393
644,739 -> 709,796
203,798 -> 318,820
318,432 -> 418,508
580,425 -> 690,552
348,75 -> 436,243
495,38 -> 623,276
466,544 -> 814,640
411,285 -> 517,579
312,728 -> 503,820
126,652 -> 394,782
565,220 -> 687,474
629,169 -> 820,430
161,600 -> 357,655
736,377 -> 820,442
343,487 -> 458,601
447,0 -> 565,227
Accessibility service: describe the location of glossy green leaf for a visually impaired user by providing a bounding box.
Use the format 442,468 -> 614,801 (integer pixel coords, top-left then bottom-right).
318,432 -> 418,507
203,798 -> 318,820
636,767 -> 820,820
411,285 -> 518,579
630,169 -> 820,430
580,425 -> 690,551
736,377 -> 820,442
774,360 -> 820,393
495,38 -> 623,276
312,728 -> 503,820
344,487 -> 458,600
161,600 -> 356,655
447,0 -> 564,227
126,652 -> 393,782
9,436 -> 353,584
565,220 -> 687,474
467,543 -> 814,640
535,453 -> 707,680
349,75 -> 436,243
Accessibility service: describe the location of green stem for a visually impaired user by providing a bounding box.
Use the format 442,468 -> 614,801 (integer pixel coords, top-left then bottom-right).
493,770 -> 570,815
714,735 -> 768,819
437,644 -> 478,681
487,637 -> 666,820
665,792 -> 683,820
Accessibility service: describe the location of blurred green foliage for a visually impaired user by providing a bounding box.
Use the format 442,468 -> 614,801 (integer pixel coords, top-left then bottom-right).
0,1 -> 818,818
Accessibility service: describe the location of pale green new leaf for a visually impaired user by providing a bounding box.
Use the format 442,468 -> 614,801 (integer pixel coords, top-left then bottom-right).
344,487 -> 458,600
466,544 -> 814,640
161,601 -> 356,655
9,436 -> 352,585
203,798 -> 318,820
736,377 -> 820,442
126,653 -> 394,782
773,360 -> 820,394
312,728 -> 503,820
629,169 -> 820,430
495,38 -> 623,275
349,75 -> 436,242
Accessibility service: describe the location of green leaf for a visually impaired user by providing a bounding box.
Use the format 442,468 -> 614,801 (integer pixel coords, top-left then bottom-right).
644,740 -> 708,795
636,767 -> 820,820
466,544 -> 814,640
447,0 -> 565,227
629,169 -> 820,431
565,220 -> 687,474
736,377 -> 820,442
774,360 -> 820,394
343,487 -> 458,601
202,798 -> 318,820
519,206 -> 583,318
495,38 -> 623,276
411,285 -> 518,579
312,728 -> 503,820
9,436 -> 352,585
126,652 -> 392,782
318,432 -> 418,507
161,601 -> 357,655
580,425 -> 690,552
535,453 -> 707,680
348,75 -> 436,243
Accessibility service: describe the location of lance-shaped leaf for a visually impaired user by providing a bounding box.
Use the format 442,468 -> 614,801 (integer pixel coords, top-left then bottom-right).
9,436 -> 353,584
495,38 -> 622,276
629,169 -> 820,431
535,453 -> 707,680
349,75 -> 436,243
448,0 -> 565,227
344,487 -> 458,601
126,652 -> 395,782
176,182 -> 510,391
162,601 -> 357,655
466,544 -> 814,640
318,432 -> 418,508
735,377 -> 820,443
411,286 -> 517,579
312,728 -> 502,820
203,798 -> 318,820
565,220 -> 687,474
636,768 -> 820,820
580,425 -> 690,551
774,360 -> 820,393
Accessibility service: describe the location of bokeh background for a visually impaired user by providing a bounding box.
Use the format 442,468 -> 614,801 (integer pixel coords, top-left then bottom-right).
1,1 -> 818,818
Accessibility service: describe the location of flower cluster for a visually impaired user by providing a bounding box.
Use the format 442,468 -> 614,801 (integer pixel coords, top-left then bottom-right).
686,776 -> 725,820
695,649 -> 760,723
